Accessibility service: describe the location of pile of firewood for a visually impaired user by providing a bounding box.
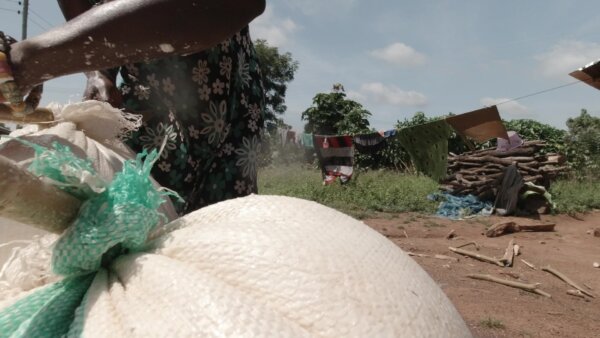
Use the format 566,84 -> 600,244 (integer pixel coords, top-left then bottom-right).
441,141 -> 569,199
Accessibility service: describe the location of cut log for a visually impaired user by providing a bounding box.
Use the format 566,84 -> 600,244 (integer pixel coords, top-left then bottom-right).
485,221 -> 556,237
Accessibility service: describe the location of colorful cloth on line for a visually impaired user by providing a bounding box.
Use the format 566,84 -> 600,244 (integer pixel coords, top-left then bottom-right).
397,119 -> 454,181
313,135 -> 354,185
382,129 -> 397,138
353,132 -> 387,154
301,133 -> 314,149
445,106 -> 508,142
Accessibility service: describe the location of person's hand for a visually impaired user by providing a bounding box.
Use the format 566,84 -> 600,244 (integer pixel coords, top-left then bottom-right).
0,32 -> 42,116
83,70 -> 123,108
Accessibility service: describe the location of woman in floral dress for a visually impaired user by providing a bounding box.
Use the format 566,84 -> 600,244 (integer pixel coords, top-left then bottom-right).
0,0 -> 266,215
119,28 -> 265,213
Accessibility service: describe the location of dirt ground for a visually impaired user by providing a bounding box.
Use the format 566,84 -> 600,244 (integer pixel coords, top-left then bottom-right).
364,211 -> 600,338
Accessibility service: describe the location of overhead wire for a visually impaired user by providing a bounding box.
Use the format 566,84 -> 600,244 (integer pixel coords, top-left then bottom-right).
29,8 -> 56,28
0,6 -> 18,13
28,17 -> 50,31
494,80 -> 585,108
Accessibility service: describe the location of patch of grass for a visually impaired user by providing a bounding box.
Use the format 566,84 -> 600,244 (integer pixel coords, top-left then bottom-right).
258,166 -> 438,218
551,179 -> 600,214
479,317 -> 505,330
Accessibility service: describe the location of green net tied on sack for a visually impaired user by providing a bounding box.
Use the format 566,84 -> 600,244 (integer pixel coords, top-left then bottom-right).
0,140 -> 176,337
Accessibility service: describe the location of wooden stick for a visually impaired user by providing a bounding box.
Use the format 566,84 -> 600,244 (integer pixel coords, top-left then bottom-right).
566,290 -> 585,299
521,259 -> 537,270
403,230 -> 409,239
449,247 -> 504,267
513,244 -> 521,256
445,229 -> 456,239
541,265 -> 594,298
468,274 -> 551,298
500,239 -> 515,267
456,241 -> 480,250
408,252 -> 429,258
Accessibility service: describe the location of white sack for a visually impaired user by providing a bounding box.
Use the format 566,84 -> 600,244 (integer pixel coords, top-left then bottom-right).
61,195 -> 471,337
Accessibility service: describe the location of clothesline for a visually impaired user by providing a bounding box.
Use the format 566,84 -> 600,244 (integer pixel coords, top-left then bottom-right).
312,70 -> 600,142
311,105 -> 512,185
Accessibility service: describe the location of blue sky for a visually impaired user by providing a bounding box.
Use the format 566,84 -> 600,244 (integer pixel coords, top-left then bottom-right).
2,1 -> 600,132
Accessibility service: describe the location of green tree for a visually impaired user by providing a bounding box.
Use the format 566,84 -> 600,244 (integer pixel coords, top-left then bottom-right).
565,109 -> 600,176
254,39 -> 299,124
301,85 -> 371,135
566,109 -> 600,154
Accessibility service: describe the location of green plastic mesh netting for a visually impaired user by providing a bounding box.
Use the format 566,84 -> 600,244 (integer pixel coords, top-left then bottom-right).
0,141 -> 172,337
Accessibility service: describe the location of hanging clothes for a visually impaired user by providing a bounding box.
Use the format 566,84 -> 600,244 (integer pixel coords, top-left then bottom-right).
301,133 -> 314,149
383,129 -> 397,138
313,135 -> 354,185
397,119 -> 453,181
286,130 -> 297,145
353,132 -> 387,154
445,106 -> 508,142
493,164 -> 524,216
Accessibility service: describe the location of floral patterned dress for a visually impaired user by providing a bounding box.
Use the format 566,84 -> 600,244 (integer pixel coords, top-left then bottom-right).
118,27 -> 264,215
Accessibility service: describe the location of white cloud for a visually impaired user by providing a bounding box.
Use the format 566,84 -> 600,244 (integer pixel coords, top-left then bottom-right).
357,82 -> 428,106
346,90 -> 366,102
480,97 -> 531,116
370,43 -> 427,67
536,40 -> 600,79
251,5 -> 297,47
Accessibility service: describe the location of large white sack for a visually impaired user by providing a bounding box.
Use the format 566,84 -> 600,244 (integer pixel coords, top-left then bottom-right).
55,194 -> 470,337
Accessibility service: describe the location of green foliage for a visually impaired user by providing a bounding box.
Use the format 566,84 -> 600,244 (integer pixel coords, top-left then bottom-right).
565,109 -> 600,177
258,166 -> 438,218
301,86 -> 371,135
550,178 -> 600,214
254,39 -> 299,124
502,119 -> 567,153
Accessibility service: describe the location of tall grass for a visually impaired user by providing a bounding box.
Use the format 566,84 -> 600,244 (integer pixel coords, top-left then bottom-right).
258,166 -> 438,218
550,179 -> 600,214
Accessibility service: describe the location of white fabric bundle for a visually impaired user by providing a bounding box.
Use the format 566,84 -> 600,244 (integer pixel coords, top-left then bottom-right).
0,100 -> 177,222
27,194 -> 468,337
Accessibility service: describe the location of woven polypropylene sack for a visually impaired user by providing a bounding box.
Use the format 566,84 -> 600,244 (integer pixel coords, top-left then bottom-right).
51,194 -> 471,337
